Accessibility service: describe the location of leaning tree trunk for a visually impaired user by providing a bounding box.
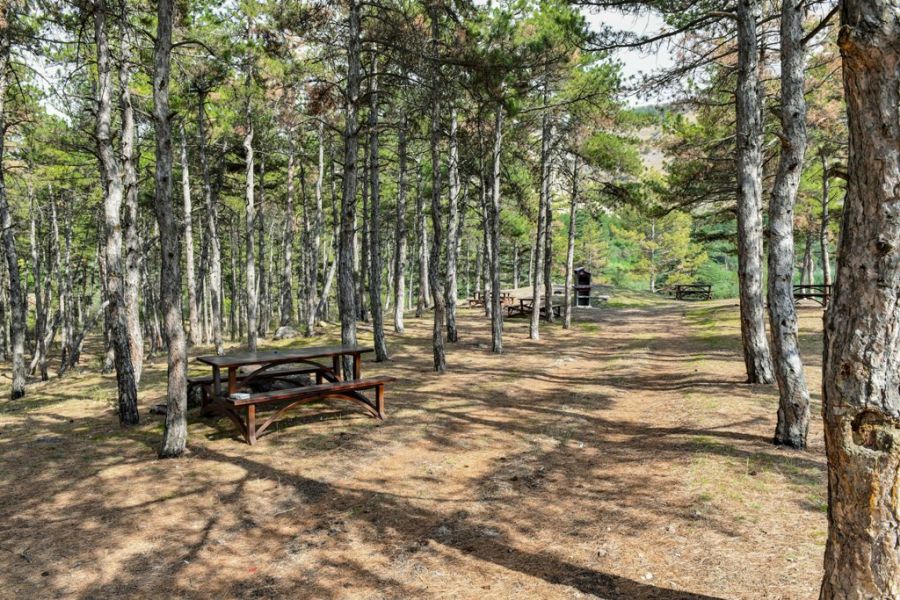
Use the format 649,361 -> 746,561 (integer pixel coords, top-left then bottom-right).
367,57 -> 388,362
393,115 -> 409,334
819,150 -> 832,296
28,188 -> 48,381
446,107 -> 461,343
735,0 -> 774,384
94,0 -> 139,424
801,226 -> 814,285
767,0 -> 810,449
563,155 -> 579,330
153,0 -> 188,458
197,92 -> 223,355
338,0 -> 361,378
243,94 -> 258,352
819,1 -> 900,596
119,31 -> 143,382
427,7 -> 446,373
488,104 -> 504,353
0,13 -> 25,399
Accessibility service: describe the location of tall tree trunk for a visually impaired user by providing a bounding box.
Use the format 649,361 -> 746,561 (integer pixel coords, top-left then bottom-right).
338,0 -> 361,377
819,150 -> 832,295
367,57 -> 388,361
446,107 -> 461,343
541,85 -> 554,323
197,91 -> 223,355
530,91 -> 550,341
802,224 -> 814,285
94,0 -> 139,424
735,0 -> 775,384
243,94 -> 258,352
563,155 -> 578,330
0,11 -> 24,399
119,30 -> 143,382
181,124 -> 200,346
281,131 -> 296,327
415,157 -> 428,318
257,155 -> 268,337
767,0 -> 810,449
393,115 -> 409,334
427,7 -> 446,373
27,190 -> 48,381
153,0 -> 187,458
819,1 -> 900,595
488,103 -> 504,353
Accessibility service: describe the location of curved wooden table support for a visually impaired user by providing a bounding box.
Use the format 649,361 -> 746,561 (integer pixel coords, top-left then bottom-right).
214,376 -> 394,445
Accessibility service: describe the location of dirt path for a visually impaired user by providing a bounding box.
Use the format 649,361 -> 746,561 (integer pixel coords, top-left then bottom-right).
0,295 -> 827,599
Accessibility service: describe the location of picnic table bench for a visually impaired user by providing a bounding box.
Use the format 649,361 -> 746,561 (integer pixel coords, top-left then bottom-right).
793,284 -> 832,306
195,345 -> 393,445
506,298 -> 562,319
468,291 -> 516,307
674,284 -> 712,301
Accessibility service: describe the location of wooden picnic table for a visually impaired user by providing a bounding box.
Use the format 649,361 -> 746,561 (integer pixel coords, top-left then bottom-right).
793,284 -> 832,306
194,345 -> 391,445
674,284 -> 712,301
196,345 -> 373,399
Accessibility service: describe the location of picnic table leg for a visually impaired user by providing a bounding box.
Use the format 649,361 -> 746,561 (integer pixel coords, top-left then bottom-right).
353,353 -> 361,380
332,355 -> 342,381
246,405 -> 256,445
228,367 -> 238,395
213,366 -> 222,399
375,383 -> 385,419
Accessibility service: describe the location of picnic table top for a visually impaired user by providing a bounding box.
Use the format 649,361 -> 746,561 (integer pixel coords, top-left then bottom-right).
196,345 -> 374,368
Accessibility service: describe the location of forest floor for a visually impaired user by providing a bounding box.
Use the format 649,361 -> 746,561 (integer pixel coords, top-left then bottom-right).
0,292 -> 828,599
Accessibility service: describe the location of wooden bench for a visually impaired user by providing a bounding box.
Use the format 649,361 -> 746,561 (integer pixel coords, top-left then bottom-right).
188,365 -> 330,405
674,284 -> 712,301
204,376 -> 396,445
506,299 -> 561,318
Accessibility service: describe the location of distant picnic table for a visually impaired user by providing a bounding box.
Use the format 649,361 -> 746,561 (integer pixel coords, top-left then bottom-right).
793,284 -> 832,306
467,290 -> 515,308
194,345 -> 393,445
673,284 -> 712,301
506,297 -> 561,319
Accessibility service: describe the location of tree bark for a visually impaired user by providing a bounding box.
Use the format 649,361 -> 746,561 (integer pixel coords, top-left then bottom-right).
119,30 -> 143,383
427,7 -> 446,373
257,155 -> 268,337
94,0 -> 139,424
367,56 -> 388,361
446,106 -> 461,343
767,0 -> 810,449
243,90 -> 258,352
393,115 -> 409,334
181,124 -> 200,346
281,131 -> 296,327
415,156 -> 429,318
0,11 -> 24,399
735,0 -> 775,384
153,0 -> 187,458
338,0 -> 361,378
819,150 -> 832,295
563,155 -> 578,330
819,2 -> 900,596
530,91 -> 550,341
541,85 -> 554,323
488,103 -> 504,353
197,92 -> 223,355
306,122 -> 325,334
27,189 -> 48,381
